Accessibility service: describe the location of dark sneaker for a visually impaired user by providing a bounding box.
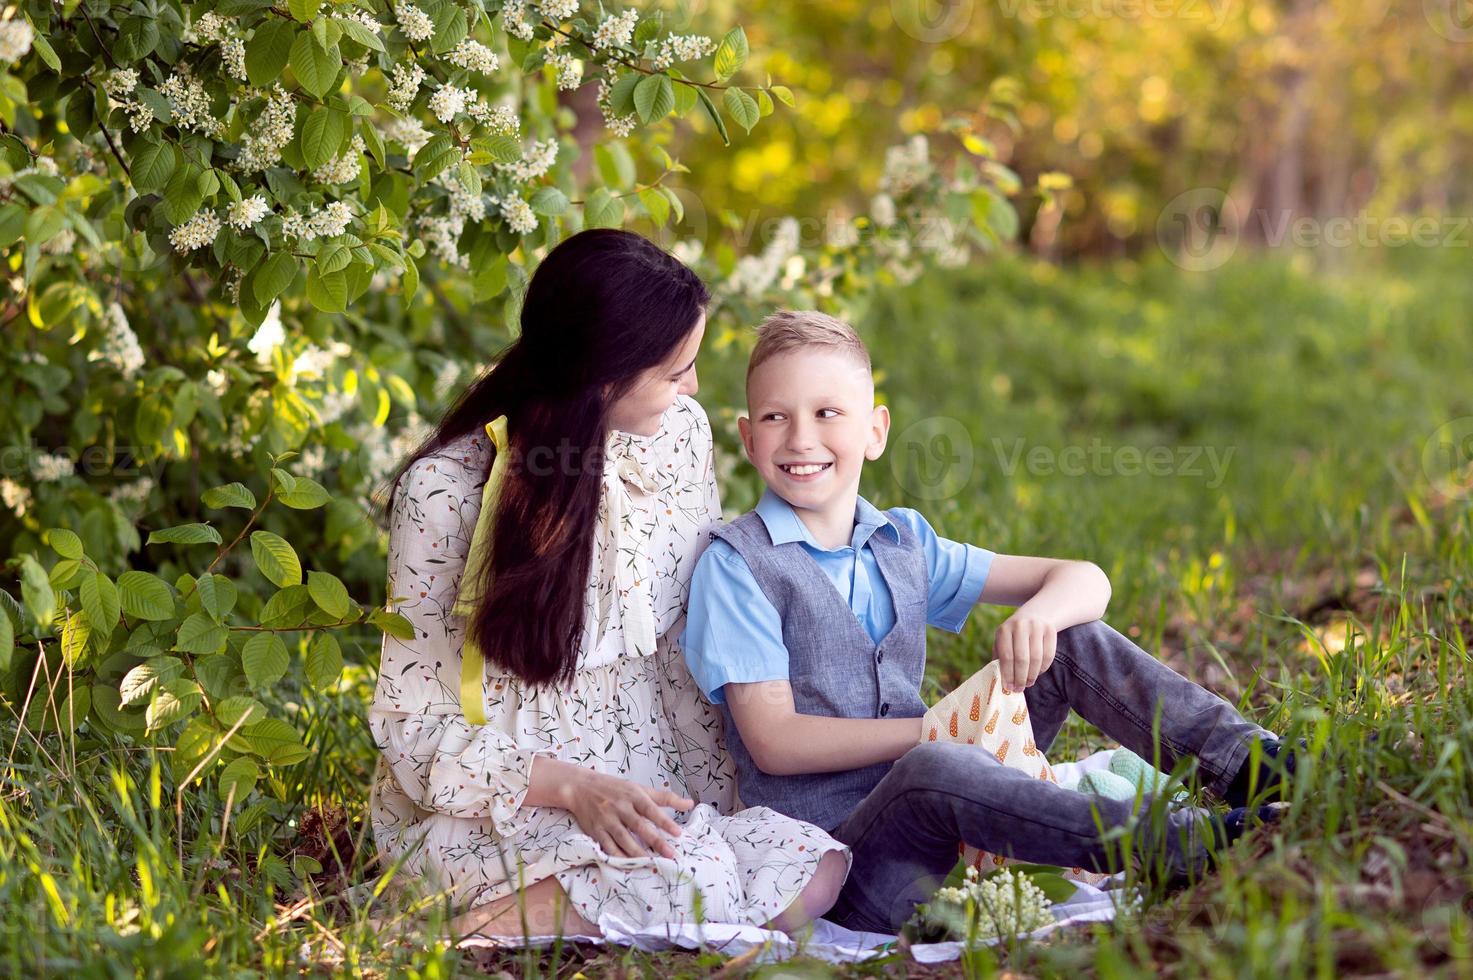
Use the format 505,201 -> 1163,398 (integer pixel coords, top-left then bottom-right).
1222,737 -> 1307,808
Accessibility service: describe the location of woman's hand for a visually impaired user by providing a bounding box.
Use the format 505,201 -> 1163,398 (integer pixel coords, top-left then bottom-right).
995,612 -> 1058,693
558,767 -> 694,859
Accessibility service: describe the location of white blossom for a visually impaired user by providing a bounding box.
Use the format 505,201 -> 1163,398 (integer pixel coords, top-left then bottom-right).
124,100 -> 155,133
103,69 -> 139,99
493,194 -> 538,235
386,62 -> 425,112
382,115 -> 432,154
227,194 -> 270,230
826,215 -> 860,248
296,444 -> 327,477
494,137 -> 557,182
221,36 -> 248,81
419,214 -> 468,268
596,76 -> 636,136
237,87 -> 297,171
501,1 -> 535,40
0,16 -> 35,63
312,134 -> 366,185
189,11 -> 232,44
41,227 -> 76,255
432,359 -> 461,398
108,476 -> 154,513
247,302 -> 285,363
429,83 -> 470,122
206,368 -> 229,395
592,10 -> 638,51
393,0 -> 435,42
921,867 -> 1054,941
870,192 -> 897,228
729,216 -> 799,298
548,51 -> 582,90
652,33 -> 714,71
31,452 -> 75,482
291,344 -> 336,379
467,99 -> 519,134
879,134 -> 932,195
159,66 -> 222,137
169,209 -> 222,253
536,0 -> 578,22
446,39 -> 499,74
318,389 -> 356,425
0,478 -> 32,517
94,302 -> 146,379
311,200 -> 354,238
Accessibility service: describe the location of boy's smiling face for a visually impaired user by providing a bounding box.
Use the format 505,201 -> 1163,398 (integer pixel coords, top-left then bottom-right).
738,347 -> 890,537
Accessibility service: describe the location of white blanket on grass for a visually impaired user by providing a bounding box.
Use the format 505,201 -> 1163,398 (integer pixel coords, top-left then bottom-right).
459,749 -> 1140,964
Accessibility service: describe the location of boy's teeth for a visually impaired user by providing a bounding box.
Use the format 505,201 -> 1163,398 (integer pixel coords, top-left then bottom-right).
782,463 -> 830,475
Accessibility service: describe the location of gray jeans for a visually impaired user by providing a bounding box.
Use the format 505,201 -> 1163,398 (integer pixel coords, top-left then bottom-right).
826,618 -> 1277,933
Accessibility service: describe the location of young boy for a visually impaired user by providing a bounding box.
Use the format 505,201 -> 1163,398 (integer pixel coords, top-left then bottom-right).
679,310 -> 1299,934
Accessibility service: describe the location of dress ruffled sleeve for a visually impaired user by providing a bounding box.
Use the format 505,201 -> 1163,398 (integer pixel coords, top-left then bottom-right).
369,445 -> 559,837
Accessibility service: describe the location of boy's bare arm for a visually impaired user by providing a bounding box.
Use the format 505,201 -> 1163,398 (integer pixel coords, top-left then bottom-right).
724,680 -> 923,775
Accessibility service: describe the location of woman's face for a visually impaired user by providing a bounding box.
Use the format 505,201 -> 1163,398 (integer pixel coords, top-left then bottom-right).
607,311 -> 706,436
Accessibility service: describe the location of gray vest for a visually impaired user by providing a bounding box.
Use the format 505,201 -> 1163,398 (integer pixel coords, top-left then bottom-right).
708,509 -> 929,832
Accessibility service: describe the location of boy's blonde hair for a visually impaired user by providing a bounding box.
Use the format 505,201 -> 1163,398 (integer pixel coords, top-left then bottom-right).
746,309 -> 872,384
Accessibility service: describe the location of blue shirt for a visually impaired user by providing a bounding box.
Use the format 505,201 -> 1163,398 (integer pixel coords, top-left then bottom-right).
679,489 -> 996,704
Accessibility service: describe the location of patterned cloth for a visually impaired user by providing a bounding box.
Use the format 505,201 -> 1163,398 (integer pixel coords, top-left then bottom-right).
922,661 -> 1113,887
368,395 -> 848,931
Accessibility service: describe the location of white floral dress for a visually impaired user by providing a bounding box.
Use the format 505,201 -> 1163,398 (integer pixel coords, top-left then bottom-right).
368,395 -> 849,933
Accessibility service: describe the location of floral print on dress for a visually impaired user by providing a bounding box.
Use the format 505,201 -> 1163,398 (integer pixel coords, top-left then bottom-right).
368,395 -> 849,931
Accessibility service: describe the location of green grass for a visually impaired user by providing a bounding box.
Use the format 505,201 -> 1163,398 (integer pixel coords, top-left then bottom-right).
4,248 -> 1471,977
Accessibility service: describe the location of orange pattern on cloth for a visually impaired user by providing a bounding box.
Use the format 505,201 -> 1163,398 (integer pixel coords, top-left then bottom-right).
922,660 -> 1113,886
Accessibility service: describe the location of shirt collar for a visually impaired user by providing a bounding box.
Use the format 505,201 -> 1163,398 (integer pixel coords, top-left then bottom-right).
754,487 -> 899,552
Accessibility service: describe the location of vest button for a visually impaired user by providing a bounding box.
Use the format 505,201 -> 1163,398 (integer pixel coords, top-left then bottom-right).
880,702 -> 890,716
876,650 -> 884,663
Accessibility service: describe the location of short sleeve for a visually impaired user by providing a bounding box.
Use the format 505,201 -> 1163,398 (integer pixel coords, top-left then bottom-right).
887,507 -> 995,633
678,540 -> 790,704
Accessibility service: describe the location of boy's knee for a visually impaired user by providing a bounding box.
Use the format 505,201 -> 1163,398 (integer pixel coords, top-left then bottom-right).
893,741 -> 981,790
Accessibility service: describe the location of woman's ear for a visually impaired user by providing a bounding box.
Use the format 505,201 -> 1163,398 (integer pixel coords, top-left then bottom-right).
865,404 -> 891,460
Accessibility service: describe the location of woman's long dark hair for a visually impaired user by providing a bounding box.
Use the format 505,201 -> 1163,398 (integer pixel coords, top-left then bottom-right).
379,229 -> 710,689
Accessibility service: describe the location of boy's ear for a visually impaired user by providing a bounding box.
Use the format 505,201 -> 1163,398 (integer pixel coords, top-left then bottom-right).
864,404 -> 891,461
737,414 -> 755,461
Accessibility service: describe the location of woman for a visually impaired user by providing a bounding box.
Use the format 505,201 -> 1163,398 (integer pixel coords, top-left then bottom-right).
368,229 -> 849,939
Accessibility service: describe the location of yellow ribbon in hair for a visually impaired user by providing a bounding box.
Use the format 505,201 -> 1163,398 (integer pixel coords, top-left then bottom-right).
455,414 -> 509,726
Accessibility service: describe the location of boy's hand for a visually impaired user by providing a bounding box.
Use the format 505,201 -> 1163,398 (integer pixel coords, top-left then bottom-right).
995,612 -> 1057,693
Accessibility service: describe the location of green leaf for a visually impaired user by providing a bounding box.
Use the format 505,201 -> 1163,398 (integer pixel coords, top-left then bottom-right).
254,252 -> 299,306
301,106 -> 347,170
288,0 -> 321,21
307,571 -> 350,619
250,531 -> 302,588
584,187 -> 624,229
712,27 -> 748,82
633,74 -> 675,124
146,678 -> 202,732
723,87 -> 760,133
148,523 -> 224,546
81,572 -> 120,641
131,141 -> 177,194
305,632 -> 343,689
336,17 -> 384,51
203,482 -> 258,510
49,559 -> 82,590
315,243 -> 351,275
770,84 -> 795,107
30,28 -> 62,72
530,186 -> 570,217
278,477 -> 332,509
217,757 -> 260,804
175,611 -> 229,655
216,696 -> 266,727
116,565 -> 172,618
121,656 -> 184,707
239,717 -> 310,765
115,16 -> 161,63
196,574 -> 238,622
0,612 -> 12,674
46,528 -> 83,560
607,73 -> 641,116
369,606 -> 415,641
290,31 -> 342,100
259,585 -> 312,628
638,187 -> 670,226
247,19 -> 299,88
306,265 -> 348,313
20,555 -> 56,629
467,135 -> 521,165
61,611 -> 91,667
242,632 -> 290,688
696,88 -> 730,146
